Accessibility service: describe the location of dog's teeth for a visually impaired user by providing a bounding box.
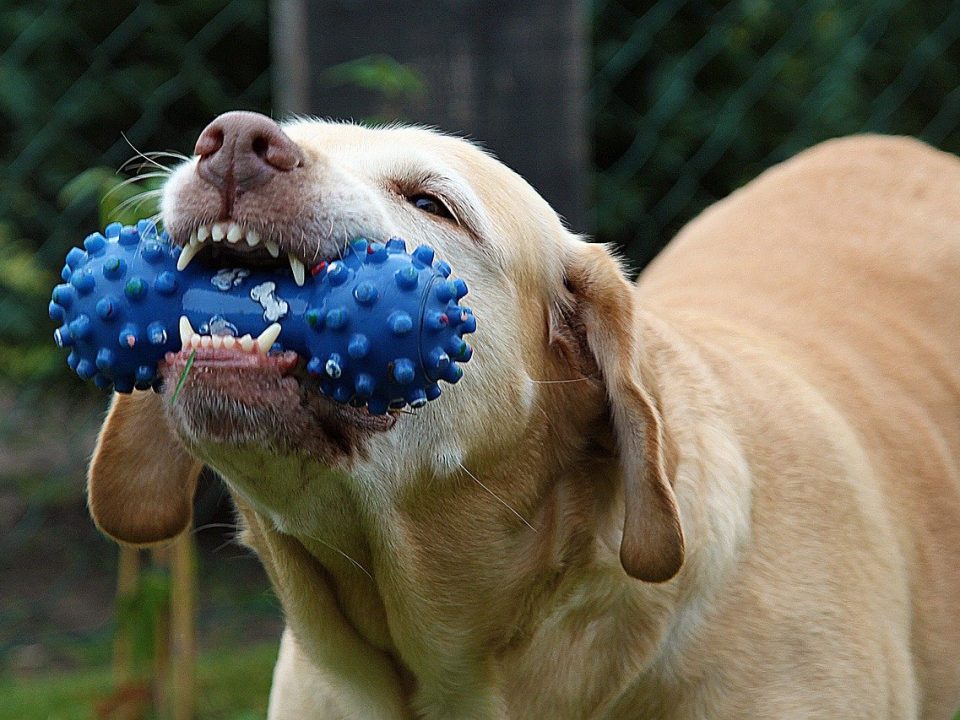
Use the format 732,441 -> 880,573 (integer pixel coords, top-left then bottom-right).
197,225 -> 210,242
227,223 -> 243,243
211,334 -> 224,349
289,255 -> 305,286
176,241 -> 202,271
190,334 -> 201,349
200,336 -> 212,349
239,334 -> 255,352
265,241 -> 280,258
245,229 -> 260,247
222,335 -> 236,350
179,316 -> 195,347
211,223 -> 225,241
256,323 -> 282,353
189,230 -> 199,246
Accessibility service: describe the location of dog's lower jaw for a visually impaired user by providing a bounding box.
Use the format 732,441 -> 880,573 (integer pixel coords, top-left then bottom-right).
159,359 -> 394,464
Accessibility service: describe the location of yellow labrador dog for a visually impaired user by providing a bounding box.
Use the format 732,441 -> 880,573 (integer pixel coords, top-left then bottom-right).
88,113 -> 960,719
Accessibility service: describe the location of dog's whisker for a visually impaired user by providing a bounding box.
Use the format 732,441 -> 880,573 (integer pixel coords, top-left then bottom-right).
139,150 -> 191,163
121,132 -> 175,174
529,377 -> 595,384
458,462 -> 538,533
212,538 -> 238,554
192,522 -> 240,534
116,171 -> 172,183
118,156 -> 174,176
114,189 -> 165,216
102,172 -> 172,204
307,534 -> 374,580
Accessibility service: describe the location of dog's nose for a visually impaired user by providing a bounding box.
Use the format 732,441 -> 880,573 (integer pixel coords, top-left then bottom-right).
194,111 -> 303,195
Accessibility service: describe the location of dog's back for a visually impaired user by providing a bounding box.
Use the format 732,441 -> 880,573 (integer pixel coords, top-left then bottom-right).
638,135 -> 960,716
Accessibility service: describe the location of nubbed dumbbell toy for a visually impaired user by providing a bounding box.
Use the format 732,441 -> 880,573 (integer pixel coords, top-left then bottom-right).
49,220 -> 475,414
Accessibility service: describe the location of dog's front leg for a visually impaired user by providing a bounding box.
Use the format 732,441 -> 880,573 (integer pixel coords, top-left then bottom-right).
239,509 -> 409,719
269,628 -> 345,719
268,627 -> 408,720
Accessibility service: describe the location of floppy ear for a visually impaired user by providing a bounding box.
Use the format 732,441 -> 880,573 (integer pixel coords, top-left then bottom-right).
560,242 -> 685,582
88,391 -> 202,546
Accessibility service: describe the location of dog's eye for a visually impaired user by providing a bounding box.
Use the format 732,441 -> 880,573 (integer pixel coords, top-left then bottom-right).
409,193 -> 453,219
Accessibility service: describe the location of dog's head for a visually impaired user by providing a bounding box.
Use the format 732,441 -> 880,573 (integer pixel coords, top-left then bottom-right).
89,112 -> 683,583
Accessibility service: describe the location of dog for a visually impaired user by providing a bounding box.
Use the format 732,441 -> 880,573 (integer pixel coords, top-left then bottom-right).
86,112 -> 960,718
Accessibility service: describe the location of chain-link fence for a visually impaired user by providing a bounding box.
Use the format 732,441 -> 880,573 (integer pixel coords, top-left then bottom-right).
0,0 -> 272,388
591,0 -> 960,267
3,0 -> 960,713
0,0 -> 280,699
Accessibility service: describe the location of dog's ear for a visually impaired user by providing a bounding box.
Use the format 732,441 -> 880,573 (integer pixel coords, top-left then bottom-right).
88,391 -> 202,546
558,242 -> 685,582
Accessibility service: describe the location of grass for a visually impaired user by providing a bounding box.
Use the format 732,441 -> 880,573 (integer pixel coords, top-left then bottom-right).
0,641 -> 278,720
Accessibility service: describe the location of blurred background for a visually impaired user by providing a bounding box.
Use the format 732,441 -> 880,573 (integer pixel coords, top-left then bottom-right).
2,0 -> 959,717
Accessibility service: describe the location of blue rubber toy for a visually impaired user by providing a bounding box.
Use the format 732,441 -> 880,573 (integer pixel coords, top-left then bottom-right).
49,220 -> 475,414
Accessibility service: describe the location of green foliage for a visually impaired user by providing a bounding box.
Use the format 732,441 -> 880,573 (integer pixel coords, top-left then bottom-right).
591,0 -> 960,264
0,166 -> 166,386
321,54 -> 428,126
0,221 -> 59,385
322,54 -> 427,100
0,0 -> 271,247
60,167 -> 167,229
0,0 -> 271,390
116,567 -> 171,674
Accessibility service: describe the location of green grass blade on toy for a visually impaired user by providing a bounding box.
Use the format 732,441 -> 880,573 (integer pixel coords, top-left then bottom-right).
170,350 -> 196,405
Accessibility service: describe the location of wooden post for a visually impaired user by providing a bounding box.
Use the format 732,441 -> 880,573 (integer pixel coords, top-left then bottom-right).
151,544 -> 171,718
112,545 -> 140,684
169,532 -> 197,720
111,526 -> 197,719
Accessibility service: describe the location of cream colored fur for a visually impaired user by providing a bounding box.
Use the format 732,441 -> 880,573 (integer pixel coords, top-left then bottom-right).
89,126 -> 960,719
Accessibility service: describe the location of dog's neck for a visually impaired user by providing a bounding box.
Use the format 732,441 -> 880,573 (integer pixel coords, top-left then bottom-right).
223,308 -> 753,716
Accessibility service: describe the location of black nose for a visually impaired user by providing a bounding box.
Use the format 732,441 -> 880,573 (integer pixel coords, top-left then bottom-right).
193,111 -> 303,197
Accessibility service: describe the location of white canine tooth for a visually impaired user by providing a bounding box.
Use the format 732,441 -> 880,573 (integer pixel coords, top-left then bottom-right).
289,254 -> 305,286
197,225 -> 210,241
211,223 -> 225,241
200,336 -> 212,349
189,230 -> 199,246
227,223 -> 242,243
179,316 -> 195,347
223,335 -> 236,350
245,229 -> 260,247
256,323 -> 282,353
239,334 -> 255,352
265,241 -> 280,258
190,334 -> 201,349
177,241 -> 202,271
